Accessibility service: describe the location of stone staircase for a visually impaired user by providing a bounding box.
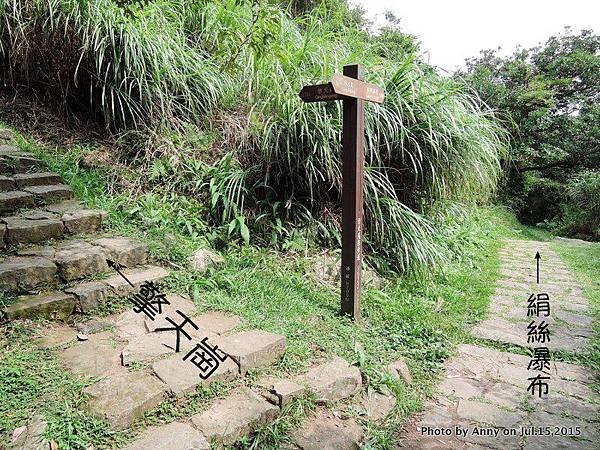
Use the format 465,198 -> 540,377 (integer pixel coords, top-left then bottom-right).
36,299 -> 369,448
3,130 -> 401,449
0,143 -> 167,321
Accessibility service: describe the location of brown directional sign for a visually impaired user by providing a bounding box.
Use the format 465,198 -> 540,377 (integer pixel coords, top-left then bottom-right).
299,64 -> 385,321
331,74 -> 385,104
299,83 -> 343,102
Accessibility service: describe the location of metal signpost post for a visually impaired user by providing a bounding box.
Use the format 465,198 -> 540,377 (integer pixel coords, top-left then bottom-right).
299,64 -> 384,320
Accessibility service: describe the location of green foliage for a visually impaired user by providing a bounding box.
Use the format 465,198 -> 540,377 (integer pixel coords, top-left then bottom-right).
561,170 -> 600,239
0,0 -> 224,128
551,240 -> 600,372
0,324 -> 128,449
0,0 -> 506,271
459,29 -> 600,239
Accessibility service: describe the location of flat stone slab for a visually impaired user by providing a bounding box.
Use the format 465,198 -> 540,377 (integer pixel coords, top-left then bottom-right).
104,266 -> 169,295
35,325 -> 77,348
0,255 -> 57,293
144,294 -> 198,332
359,391 -> 396,422
218,330 -> 286,374
298,356 -> 362,402
0,144 -> 21,155
124,422 -> 210,450
0,190 -> 34,213
62,208 -> 106,234
152,349 -> 238,396
473,317 -> 592,352
112,309 -> 148,338
190,387 -> 279,445
84,371 -> 167,429
3,215 -> 64,244
76,318 -> 114,335
93,237 -> 148,267
59,331 -> 122,377
65,280 -> 110,312
45,200 -> 84,214
192,311 -> 241,335
24,184 -> 74,204
258,377 -> 306,408
292,409 -> 364,450
121,333 -> 176,365
14,172 -> 62,188
3,291 -> 75,321
54,240 -> 108,281
398,344 -> 600,448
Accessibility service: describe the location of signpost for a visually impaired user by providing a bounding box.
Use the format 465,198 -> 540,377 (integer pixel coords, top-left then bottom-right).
299,64 -> 385,320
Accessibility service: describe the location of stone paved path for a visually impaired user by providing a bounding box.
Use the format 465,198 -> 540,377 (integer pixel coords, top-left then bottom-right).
473,240 -> 594,353
398,239 -> 599,449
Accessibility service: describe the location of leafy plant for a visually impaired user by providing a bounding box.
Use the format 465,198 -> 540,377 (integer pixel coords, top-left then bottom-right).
0,0 -> 507,271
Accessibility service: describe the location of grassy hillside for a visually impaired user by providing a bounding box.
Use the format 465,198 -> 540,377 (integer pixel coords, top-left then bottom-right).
0,0 -> 506,272
0,129 -> 518,448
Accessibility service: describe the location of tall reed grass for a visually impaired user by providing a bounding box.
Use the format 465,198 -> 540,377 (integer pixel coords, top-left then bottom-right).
0,0 -> 507,271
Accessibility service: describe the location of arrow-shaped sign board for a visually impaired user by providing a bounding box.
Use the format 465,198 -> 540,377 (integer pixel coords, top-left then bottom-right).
299,83 -> 343,102
300,75 -> 385,104
331,74 -> 385,103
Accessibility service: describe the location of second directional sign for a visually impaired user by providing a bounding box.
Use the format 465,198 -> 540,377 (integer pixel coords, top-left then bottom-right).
300,74 -> 384,104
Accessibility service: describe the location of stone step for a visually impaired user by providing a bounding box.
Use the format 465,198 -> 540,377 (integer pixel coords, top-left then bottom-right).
0,184 -> 74,215
1,263 -> 162,321
104,265 -> 169,295
65,281 -> 111,312
218,330 -> 286,375
255,376 -> 306,408
24,184 -> 74,205
1,204 -> 106,246
93,237 -> 149,268
297,356 -> 362,402
3,212 -> 65,245
46,200 -> 107,235
84,371 -> 168,429
190,387 -> 279,446
14,172 -> 62,188
58,331 -> 122,377
291,409 -> 364,449
0,175 -> 15,191
0,237 -> 149,295
124,422 -> 209,450
0,153 -> 45,174
0,191 -> 35,214
2,291 -> 76,321
0,256 -> 57,293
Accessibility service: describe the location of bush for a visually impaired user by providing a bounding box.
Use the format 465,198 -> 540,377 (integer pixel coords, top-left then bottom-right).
0,0 -> 507,271
519,174 -> 564,225
559,170 -> 600,239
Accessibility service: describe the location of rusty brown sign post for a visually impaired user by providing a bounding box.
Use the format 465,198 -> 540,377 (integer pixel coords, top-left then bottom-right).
299,64 -> 385,320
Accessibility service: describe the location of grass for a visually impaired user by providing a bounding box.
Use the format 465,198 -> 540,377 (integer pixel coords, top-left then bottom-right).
0,322 -> 129,448
551,239 -> 600,373
0,129 -> 514,448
